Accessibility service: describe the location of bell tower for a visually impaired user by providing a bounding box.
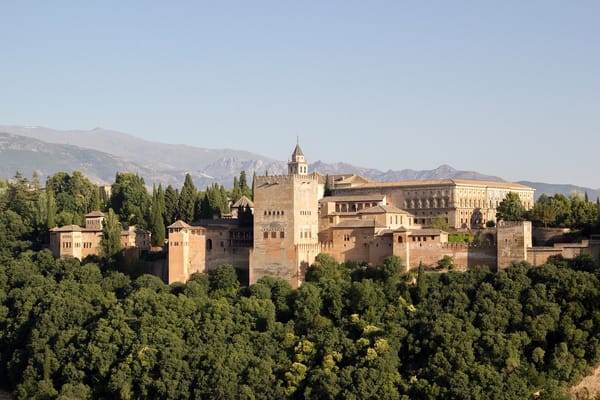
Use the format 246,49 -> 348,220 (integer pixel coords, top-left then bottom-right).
288,143 -> 308,175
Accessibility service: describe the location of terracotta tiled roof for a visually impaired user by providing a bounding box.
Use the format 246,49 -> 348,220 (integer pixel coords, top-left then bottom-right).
85,211 -> 105,217
55,225 -> 83,232
358,205 -> 408,215
333,174 -> 372,186
351,178 -> 533,190
320,194 -> 385,203
333,220 -> 383,229
408,228 -> 446,236
193,219 -> 239,229
167,220 -> 192,229
232,195 -> 254,208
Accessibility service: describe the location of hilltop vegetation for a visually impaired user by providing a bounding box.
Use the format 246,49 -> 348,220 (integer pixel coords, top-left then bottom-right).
2,170 -> 600,399
1,245 -> 600,399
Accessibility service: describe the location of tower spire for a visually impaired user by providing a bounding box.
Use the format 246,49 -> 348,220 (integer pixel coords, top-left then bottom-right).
288,141 -> 308,175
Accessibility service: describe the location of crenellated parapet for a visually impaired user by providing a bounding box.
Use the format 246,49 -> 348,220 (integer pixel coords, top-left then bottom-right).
254,172 -> 320,186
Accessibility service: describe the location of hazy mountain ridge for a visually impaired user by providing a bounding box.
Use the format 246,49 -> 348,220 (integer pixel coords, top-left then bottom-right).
0,125 -> 275,172
518,181 -> 600,201
1,126 -> 598,199
310,161 -> 504,182
0,133 -> 157,184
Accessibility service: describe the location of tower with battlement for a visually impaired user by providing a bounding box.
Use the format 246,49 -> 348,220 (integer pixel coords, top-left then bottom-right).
249,144 -> 321,287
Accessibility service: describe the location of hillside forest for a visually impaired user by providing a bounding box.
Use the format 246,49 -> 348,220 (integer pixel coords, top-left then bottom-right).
1,171 -> 600,399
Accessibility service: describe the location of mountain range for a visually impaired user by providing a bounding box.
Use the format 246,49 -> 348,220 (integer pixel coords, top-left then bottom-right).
1,125 -> 599,200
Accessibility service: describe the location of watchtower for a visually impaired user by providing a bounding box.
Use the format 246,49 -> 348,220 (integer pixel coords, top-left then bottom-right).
249,144 -> 320,287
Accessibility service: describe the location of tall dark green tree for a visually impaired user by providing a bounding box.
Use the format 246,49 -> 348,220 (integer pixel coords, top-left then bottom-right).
219,185 -> 230,214
231,176 -> 242,203
150,185 -> 166,246
324,174 -> 332,197
7,172 -> 36,226
178,174 -> 197,224
251,171 -> 256,200
164,185 -> 179,224
99,208 -> 122,266
496,192 -> 526,222
193,192 -> 204,221
45,186 -> 57,229
201,184 -> 230,218
90,185 -> 101,212
239,171 -> 252,199
110,172 -> 150,228
415,262 -> 427,303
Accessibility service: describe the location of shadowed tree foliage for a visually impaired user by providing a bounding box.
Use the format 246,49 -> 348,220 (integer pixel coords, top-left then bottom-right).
3,170 -> 600,400
99,208 -> 122,266
164,184 -> 179,225
150,185 -> 166,247
110,172 -> 150,228
0,251 -> 599,399
178,173 -> 196,224
239,170 -> 252,200
324,174 -> 332,197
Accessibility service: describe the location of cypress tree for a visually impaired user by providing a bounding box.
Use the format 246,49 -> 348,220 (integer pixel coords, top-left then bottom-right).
193,192 -> 203,221
150,185 -> 166,247
100,209 -> 122,266
251,171 -> 256,200
231,176 -> 242,203
200,191 -> 211,219
178,174 -> 196,223
90,185 -> 101,212
164,185 -> 179,224
416,262 -> 427,304
219,185 -> 230,214
324,174 -> 332,197
239,171 -> 252,199
46,186 -> 56,229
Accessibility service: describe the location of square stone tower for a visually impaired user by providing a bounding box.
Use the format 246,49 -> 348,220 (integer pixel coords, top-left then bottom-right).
167,221 -> 206,284
496,220 -> 532,270
249,144 -> 321,288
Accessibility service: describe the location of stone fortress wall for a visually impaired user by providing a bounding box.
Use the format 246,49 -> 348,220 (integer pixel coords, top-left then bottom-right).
164,145 -> 598,285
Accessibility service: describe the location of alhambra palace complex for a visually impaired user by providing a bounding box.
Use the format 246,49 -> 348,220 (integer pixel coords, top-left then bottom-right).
50,145 -> 600,286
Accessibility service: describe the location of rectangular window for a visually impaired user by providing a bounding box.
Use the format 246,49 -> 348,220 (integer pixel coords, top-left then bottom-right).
280,231 -> 285,239
263,232 -> 269,239
271,232 -> 276,239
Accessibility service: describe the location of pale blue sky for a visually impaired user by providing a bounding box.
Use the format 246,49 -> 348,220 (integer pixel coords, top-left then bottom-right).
1,1 -> 599,187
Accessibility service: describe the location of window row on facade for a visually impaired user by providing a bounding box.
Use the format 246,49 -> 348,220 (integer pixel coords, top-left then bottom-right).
263,210 -> 285,216
403,198 -> 449,209
263,231 -> 285,239
334,203 -> 379,213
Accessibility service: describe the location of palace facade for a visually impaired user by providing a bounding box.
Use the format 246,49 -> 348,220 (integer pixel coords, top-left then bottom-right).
165,145 -> 574,286
49,211 -> 151,260
329,176 -> 535,229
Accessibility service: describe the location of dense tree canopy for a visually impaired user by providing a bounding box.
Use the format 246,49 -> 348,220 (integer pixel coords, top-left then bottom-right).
2,170 -> 600,398
529,192 -> 600,235
110,172 -> 150,229
1,247 -> 599,399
